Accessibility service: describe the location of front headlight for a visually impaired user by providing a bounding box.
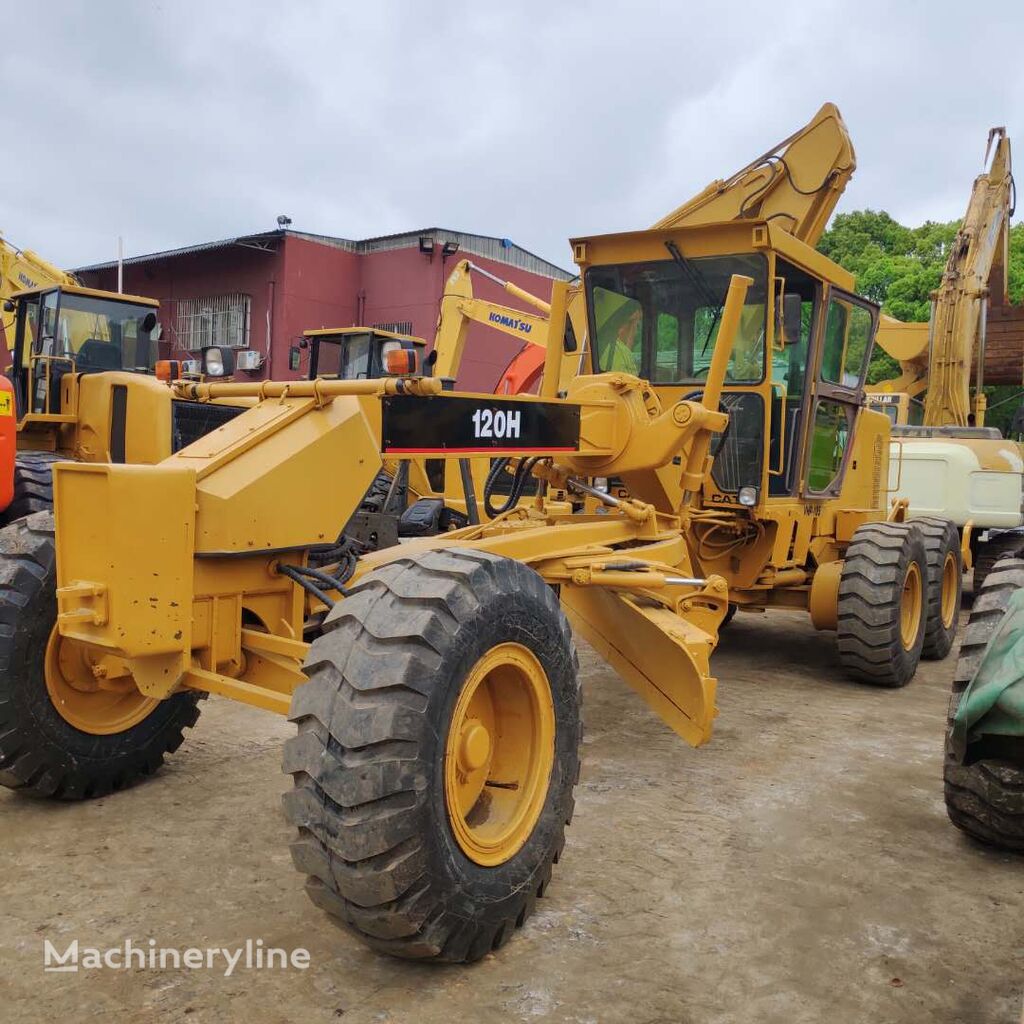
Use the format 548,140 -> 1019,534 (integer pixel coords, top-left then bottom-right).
738,485 -> 759,508
202,346 -> 234,377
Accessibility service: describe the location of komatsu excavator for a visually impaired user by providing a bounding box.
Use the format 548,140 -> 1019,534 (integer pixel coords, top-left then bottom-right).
864,129 -> 1022,587
0,103 -> 959,966
1,235 -> 79,320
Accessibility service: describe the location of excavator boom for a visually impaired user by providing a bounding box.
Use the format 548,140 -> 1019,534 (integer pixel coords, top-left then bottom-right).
0,235 -> 80,349
653,102 -> 856,247
870,128 -> 1015,426
923,128 -> 1013,426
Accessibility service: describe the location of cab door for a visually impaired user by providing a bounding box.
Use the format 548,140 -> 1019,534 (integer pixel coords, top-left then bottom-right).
801,288 -> 878,498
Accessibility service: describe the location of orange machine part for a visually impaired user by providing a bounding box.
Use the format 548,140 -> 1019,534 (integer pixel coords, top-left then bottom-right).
495,344 -> 545,396
0,376 -> 16,512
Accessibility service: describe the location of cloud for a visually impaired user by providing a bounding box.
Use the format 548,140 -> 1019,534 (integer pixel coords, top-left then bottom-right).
4,0 -> 1021,271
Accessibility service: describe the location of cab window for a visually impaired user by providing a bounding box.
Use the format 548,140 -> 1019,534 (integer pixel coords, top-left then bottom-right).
587,253 -> 768,385
821,296 -> 873,389
768,259 -> 820,496
341,333 -> 372,378
806,400 -> 853,492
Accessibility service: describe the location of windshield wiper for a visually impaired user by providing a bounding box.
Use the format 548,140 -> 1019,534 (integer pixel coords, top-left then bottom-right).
665,241 -> 726,357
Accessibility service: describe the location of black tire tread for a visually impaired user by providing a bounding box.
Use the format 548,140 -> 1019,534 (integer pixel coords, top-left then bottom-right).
0,511 -> 201,799
282,547 -> 581,962
836,521 -> 927,687
913,516 -> 962,660
2,452 -> 64,525
944,556 -> 1024,850
973,535 -> 1024,594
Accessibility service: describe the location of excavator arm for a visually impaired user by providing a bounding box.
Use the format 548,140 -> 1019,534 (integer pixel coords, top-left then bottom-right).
653,102 -> 856,246
923,128 -> 1013,426
431,259 -> 554,379
870,129 -> 1014,426
0,235 -> 80,349
432,258 -> 590,393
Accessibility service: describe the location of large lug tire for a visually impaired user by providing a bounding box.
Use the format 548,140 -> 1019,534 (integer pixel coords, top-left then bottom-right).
283,547 -> 582,962
0,511 -> 202,799
973,535 -> 1024,595
1,452 -> 63,525
944,556 -> 1024,851
914,516 -> 962,660
836,521 -> 928,687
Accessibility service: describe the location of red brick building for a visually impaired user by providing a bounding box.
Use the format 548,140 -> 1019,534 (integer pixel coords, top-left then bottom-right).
76,228 -> 574,392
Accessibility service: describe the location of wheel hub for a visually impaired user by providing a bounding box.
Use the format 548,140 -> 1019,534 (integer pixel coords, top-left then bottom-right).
900,561 -> 923,650
45,626 -> 156,735
458,720 -> 491,773
444,642 -> 555,867
941,551 -> 958,628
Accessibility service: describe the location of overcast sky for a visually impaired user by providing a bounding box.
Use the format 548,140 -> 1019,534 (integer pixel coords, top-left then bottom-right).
5,1 -> 1022,272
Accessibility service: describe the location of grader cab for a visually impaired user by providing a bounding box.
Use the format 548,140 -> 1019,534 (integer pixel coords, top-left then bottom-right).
575,221 -> 961,679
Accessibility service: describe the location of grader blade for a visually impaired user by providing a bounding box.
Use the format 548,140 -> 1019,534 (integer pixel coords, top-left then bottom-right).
562,585 -> 720,746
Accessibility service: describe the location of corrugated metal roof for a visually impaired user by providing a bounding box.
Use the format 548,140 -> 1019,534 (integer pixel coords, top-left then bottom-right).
75,227 -> 574,279
357,228 -> 574,280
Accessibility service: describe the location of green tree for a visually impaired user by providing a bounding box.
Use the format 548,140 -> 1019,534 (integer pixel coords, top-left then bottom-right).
818,211 -> 1024,430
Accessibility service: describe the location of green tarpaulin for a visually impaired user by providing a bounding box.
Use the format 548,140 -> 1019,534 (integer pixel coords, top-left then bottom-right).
951,588 -> 1024,761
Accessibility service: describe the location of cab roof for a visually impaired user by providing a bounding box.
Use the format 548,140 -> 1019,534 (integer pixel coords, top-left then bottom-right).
568,220 -> 856,295
10,283 -> 159,307
303,326 -> 426,347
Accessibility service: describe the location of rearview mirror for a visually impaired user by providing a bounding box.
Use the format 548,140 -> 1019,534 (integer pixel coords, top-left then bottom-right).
783,294 -> 803,346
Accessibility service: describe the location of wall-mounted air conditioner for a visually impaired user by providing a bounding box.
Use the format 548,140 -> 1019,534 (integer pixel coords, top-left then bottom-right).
235,349 -> 264,371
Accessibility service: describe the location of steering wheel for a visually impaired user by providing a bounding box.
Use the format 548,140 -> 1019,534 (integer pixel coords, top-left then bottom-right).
681,390 -> 731,458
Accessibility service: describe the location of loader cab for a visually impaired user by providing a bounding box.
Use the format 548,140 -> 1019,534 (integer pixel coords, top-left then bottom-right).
302,327 -> 426,381
577,222 -> 879,511
5,285 -> 161,419
866,392 -> 919,426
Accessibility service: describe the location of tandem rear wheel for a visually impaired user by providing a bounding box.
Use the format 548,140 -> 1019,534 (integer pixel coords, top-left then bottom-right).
836,521 -> 929,687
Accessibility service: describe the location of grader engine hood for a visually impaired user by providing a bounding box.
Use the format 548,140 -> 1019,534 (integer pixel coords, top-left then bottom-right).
52,392 -> 384,694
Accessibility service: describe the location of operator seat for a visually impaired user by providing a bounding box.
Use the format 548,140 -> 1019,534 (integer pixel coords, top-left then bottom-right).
76,339 -> 122,372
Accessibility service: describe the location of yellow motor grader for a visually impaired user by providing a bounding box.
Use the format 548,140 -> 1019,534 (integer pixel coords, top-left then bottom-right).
0,184 -> 961,960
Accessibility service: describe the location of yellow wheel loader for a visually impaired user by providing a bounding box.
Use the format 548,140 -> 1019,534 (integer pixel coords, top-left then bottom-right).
1,275 -> 249,523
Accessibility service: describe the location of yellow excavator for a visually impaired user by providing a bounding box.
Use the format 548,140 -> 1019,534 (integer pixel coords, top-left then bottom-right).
0,235 -> 79,318
865,129 -> 1021,586
868,127 -> 1014,424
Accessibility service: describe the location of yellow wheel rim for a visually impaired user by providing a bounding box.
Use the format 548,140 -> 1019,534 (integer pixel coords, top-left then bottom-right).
444,642 -> 555,867
940,551 -> 958,629
45,626 -> 157,735
900,561 -> 923,650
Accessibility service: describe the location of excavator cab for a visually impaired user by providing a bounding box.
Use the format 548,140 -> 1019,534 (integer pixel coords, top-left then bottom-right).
6,285 -> 161,417
301,327 -> 426,381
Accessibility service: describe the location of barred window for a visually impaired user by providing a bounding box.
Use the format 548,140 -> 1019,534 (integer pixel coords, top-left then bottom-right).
175,293 -> 251,351
373,320 -> 413,335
